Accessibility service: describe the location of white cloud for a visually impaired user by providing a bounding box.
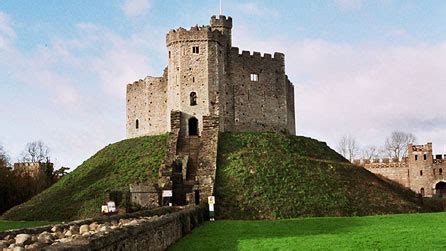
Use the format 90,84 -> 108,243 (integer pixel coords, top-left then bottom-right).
122,0 -> 152,17
237,2 -> 279,17
0,11 -> 15,49
0,14 -> 164,169
0,11 -> 15,39
91,48 -> 153,99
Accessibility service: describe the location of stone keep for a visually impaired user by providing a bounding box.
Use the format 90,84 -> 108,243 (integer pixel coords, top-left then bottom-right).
126,16 -> 295,138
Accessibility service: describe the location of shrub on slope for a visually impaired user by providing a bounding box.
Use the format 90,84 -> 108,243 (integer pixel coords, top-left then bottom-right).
215,132 -> 421,219
2,135 -> 167,221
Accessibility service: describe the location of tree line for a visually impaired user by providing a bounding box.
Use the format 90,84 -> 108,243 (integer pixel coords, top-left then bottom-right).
337,131 -> 416,162
0,141 -> 69,214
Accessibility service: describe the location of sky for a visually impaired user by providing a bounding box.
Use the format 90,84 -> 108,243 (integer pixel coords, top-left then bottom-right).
1,0 -> 446,169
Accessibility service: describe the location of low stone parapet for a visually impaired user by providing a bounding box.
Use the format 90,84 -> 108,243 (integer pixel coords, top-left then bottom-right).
0,206 -> 206,251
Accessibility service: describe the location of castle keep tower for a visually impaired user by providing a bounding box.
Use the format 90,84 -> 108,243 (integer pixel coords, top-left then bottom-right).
126,16 -> 295,138
164,16 -> 232,137
126,16 -> 296,206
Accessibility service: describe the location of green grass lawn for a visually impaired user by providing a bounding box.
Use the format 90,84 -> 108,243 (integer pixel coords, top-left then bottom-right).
0,220 -> 54,232
170,212 -> 446,250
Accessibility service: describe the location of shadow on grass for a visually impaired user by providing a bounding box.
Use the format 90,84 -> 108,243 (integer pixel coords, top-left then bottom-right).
170,217 -> 364,250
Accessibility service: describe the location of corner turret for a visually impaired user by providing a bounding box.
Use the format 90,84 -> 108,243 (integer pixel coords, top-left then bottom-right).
210,15 -> 232,47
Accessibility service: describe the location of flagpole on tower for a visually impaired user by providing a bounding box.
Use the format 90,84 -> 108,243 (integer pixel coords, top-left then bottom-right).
220,0 -> 222,15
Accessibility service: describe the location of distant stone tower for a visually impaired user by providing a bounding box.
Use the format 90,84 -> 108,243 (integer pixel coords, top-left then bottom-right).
126,15 -> 295,138
355,142 -> 446,197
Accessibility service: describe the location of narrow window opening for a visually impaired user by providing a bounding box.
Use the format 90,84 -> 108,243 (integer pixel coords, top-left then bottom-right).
135,119 -> 139,129
168,51 -> 171,58
440,168 -> 443,175
190,92 -> 197,106
424,154 -> 427,160
194,190 -> 200,205
415,155 -> 418,161
192,46 -> 199,54
420,188 -> 425,197
250,73 -> 259,82
420,170 -> 423,176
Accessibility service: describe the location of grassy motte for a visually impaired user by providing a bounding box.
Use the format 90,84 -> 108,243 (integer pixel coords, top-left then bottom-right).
3,132 -> 422,221
170,212 -> 446,250
1,135 -> 167,221
0,221 -> 55,232
215,132 -> 421,219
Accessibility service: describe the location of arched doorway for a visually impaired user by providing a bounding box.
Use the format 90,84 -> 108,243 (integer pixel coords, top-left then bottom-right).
188,117 -> 198,136
435,182 -> 446,197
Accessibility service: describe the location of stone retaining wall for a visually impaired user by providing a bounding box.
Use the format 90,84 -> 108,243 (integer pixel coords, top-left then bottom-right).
1,206 -> 206,251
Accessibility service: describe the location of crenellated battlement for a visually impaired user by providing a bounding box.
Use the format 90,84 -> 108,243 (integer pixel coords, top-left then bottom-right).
210,15 -> 233,29
409,143 -> 433,153
126,75 -> 166,91
433,155 -> 446,165
166,25 -> 226,46
230,47 -> 285,62
353,157 -> 409,168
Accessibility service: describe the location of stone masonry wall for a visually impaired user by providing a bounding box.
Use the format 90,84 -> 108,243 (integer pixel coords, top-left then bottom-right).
286,77 -> 296,135
406,143 -> 446,196
126,73 -> 168,138
166,26 -> 224,137
196,116 -> 219,201
361,161 -> 410,188
47,206 -> 206,251
355,143 -> 446,197
0,206 -> 206,251
225,48 -> 293,134
13,162 -> 53,179
158,111 -> 182,192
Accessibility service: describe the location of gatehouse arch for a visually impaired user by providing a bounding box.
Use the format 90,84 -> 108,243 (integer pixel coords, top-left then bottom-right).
433,181 -> 446,197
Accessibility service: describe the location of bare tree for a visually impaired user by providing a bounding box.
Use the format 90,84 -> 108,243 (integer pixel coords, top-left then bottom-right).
0,144 -> 10,169
337,135 -> 360,162
20,141 -> 50,162
384,131 -> 416,159
361,145 -> 381,160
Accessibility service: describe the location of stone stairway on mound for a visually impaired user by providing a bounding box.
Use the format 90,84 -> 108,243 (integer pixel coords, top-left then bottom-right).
171,136 -> 202,205
156,111 -> 219,207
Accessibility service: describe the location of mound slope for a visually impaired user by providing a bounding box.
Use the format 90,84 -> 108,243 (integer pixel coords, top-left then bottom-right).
2,135 -> 167,221
215,132 -> 421,219
3,132 -> 422,221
